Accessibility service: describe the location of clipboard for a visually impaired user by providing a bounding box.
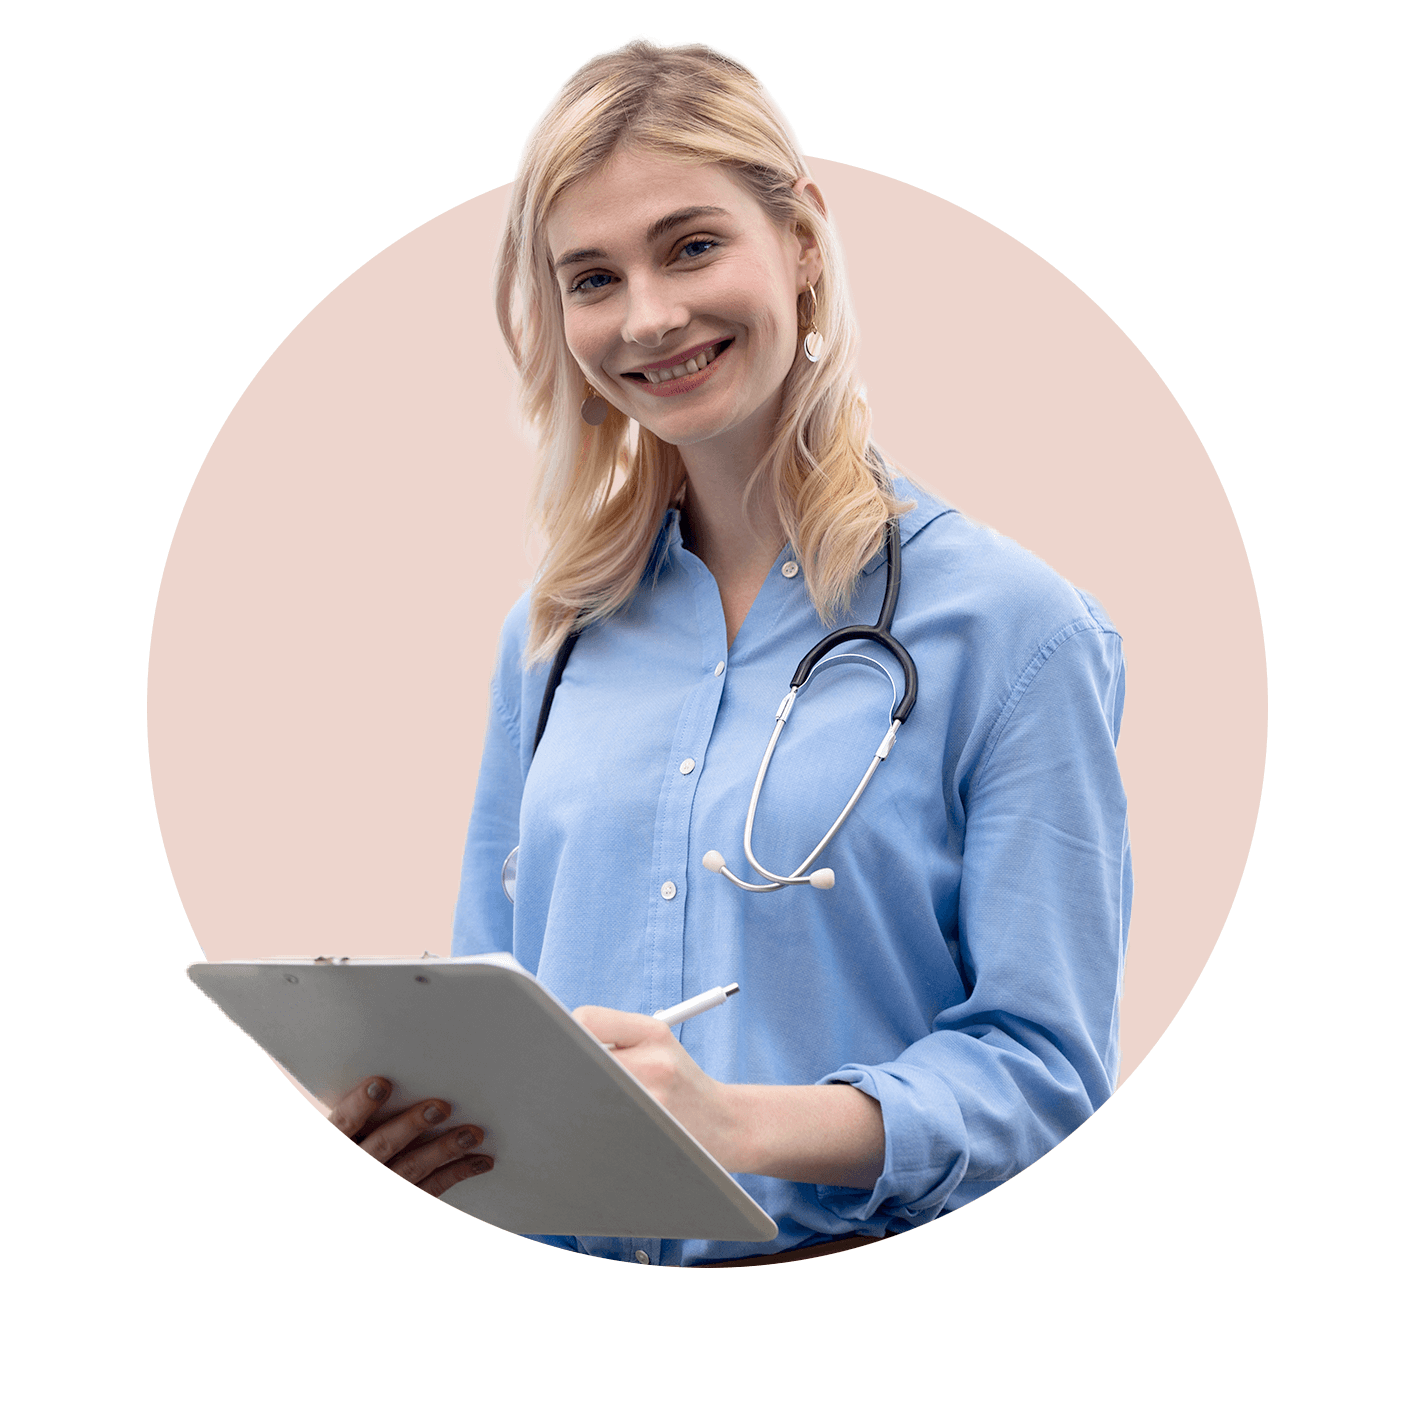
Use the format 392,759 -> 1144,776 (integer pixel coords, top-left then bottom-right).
188,953 -> 778,1243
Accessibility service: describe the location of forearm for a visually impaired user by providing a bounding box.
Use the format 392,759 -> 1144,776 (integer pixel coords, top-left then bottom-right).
717,1081 -> 885,1190
574,1005 -> 887,1191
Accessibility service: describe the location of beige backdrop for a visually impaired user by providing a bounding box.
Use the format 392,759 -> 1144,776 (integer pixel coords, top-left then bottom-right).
149,160 -> 1266,1084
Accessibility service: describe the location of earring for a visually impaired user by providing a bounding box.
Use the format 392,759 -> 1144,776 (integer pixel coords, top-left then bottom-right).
580,383 -> 609,426
799,284 -> 824,364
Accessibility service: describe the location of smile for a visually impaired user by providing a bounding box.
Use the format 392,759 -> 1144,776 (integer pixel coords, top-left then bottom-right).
623,339 -> 733,390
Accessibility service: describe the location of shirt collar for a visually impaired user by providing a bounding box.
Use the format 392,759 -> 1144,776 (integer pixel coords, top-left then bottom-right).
861,474 -> 955,574
645,472 -> 953,580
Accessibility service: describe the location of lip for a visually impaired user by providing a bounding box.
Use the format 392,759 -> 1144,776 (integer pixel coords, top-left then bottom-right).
628,339 -> 732,399
624,337 -> 729,375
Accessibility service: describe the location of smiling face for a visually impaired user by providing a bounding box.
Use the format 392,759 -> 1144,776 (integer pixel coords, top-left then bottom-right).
545,146 -> 822,470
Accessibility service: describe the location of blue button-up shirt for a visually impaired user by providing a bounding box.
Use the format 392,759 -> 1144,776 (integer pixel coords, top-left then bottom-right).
453,478 -> 1131,1265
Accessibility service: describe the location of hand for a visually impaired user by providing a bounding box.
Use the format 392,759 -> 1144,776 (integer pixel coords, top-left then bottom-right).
572,1007 -> 743,1168
572,1007 -> 886,1189
328,1075 -> 494,1198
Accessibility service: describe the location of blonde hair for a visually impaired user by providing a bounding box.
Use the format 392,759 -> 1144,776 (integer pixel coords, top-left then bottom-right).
495,40 -> 911,661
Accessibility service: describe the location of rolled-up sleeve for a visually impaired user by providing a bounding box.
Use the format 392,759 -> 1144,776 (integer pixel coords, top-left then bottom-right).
817,614 -> 1131,1223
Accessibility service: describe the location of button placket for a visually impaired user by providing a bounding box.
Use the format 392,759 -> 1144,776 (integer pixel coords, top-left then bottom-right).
644,558 -> 730,1019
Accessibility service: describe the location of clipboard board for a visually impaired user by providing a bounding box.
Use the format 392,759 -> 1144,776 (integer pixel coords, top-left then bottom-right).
188,953 -> 778,1243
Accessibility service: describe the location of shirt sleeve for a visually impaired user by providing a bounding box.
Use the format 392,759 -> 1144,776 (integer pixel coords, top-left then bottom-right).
451,660 -> 525,958
816,614 -> 1132,1225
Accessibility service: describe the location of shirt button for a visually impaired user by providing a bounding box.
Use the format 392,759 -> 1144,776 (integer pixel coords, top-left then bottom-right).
781,560 -> 800,578
635,1250 -> 651,1265
660,881 -> 677,900
714,661 -> 725,677
679,758 -> 695,775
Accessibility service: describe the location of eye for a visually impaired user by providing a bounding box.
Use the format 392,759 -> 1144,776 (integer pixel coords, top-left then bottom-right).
566,274 -> 611,299
565,235 -> 719,295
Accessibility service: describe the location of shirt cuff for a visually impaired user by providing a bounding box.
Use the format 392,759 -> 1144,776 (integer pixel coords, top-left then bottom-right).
812,1067 -> 967,1226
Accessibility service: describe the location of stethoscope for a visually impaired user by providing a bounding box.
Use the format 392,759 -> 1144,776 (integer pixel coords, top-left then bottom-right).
501,518 -> 917,903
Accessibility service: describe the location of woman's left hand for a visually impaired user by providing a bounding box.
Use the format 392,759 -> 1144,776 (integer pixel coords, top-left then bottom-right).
571,1006 -> 744,1169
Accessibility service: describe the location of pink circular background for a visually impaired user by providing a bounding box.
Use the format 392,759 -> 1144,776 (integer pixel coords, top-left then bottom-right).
149,160 -> 1265,1083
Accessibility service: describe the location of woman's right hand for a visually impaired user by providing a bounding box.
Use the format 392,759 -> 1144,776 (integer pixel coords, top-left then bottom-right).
328,1075 -> 494,1198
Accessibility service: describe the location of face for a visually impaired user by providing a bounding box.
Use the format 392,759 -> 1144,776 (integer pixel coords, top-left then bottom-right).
545,147 -> 823,463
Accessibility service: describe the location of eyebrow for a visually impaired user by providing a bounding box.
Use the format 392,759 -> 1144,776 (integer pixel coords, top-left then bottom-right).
552,206 -> 731,273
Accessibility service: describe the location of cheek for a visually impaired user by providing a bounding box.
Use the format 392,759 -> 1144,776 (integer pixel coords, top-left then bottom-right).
562,303 -> 619,372
560,315 -> 595,371
745,267 -> 799,365
754,299 -> 785,343
750,302 -> 796,379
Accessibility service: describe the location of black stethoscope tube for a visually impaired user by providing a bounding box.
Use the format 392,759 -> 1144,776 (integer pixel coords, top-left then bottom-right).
505,516 -> 917,901
532,626 -> 581,756
532,520 -> 916,758
531,517 -> 914,756
786,518 -> 917,723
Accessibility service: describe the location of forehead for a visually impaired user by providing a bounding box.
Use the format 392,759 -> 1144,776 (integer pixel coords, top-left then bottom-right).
545,148 -> 769,255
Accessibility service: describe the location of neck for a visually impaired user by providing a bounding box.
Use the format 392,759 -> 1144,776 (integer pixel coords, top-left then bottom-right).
676,385 -> 787,569
676,397 -> 788,646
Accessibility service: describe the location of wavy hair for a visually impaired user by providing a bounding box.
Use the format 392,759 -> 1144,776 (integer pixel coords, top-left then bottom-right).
495,40 -> 911,661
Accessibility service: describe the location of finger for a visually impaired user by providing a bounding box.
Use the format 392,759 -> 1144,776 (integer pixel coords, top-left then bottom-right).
388,1125 -> 487,1185
359,1099 -> 452,1163
418,1153 -> 494,1199
572,1004 -> 670,1051
328,1077 -> 393,1137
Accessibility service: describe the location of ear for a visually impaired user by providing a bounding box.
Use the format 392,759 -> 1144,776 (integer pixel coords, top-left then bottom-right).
791,175 -> 828,288
793,173 -> 828,219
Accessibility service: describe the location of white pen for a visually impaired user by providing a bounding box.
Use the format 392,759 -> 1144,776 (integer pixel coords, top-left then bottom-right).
599,983 -> 740,1049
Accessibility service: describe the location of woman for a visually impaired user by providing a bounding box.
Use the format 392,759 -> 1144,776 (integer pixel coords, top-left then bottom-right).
327,40 -> 1132,1266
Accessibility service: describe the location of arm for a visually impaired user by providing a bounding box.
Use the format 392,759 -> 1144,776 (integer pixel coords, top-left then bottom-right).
452,634 -> 529,957
814,615 -> 1131,1222
583,616 -> 1129,1213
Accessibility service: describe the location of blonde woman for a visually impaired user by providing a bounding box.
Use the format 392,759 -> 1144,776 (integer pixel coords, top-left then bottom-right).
327,41 -> 1132,1267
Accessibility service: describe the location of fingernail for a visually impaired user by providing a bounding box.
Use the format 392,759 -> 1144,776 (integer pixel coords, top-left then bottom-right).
423,1104 -> 444,1123
366,1082 -> 386,1102
469,1158 -> 491,1176
456,1128 -> 482,1150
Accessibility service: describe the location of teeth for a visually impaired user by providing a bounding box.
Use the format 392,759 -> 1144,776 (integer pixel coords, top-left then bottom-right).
640,342 -> 722,384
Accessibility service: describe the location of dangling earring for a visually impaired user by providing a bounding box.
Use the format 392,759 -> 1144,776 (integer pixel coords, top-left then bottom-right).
580,382 -> 609,426
800,284 -> 824,364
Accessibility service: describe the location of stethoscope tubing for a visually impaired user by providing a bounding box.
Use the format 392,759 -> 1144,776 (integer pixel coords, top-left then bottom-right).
786,521 -> 918,725
710,517 -> 916,893
714,697 -> 899,893
506,512 -> 918,903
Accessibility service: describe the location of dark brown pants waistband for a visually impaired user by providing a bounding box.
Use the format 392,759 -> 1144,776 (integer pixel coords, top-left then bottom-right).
691,1233 -> 891,1267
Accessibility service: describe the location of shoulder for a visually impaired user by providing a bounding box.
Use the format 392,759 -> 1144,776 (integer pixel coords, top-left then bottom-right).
884,474 -> 1125,755
487,589 -> 544,734
491,590 -> 533,680
891,474 -> 1119,648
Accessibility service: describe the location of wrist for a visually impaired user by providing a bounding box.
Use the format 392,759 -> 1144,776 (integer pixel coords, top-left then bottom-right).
705,1082 -> 887,1189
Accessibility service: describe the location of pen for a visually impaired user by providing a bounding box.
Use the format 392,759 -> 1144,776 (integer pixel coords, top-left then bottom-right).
599,983 -> 741,1049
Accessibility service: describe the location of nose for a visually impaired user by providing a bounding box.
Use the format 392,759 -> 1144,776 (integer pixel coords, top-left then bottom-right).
621,273 -> 688,352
